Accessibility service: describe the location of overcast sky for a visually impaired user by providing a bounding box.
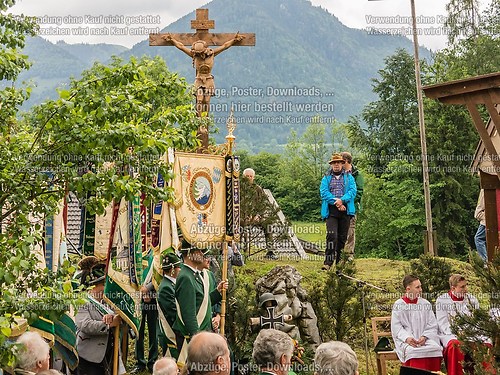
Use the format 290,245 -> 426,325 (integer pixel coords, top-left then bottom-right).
9,0 -> 455,51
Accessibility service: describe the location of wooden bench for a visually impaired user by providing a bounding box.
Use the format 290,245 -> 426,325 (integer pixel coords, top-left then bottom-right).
371,316 -> 399,375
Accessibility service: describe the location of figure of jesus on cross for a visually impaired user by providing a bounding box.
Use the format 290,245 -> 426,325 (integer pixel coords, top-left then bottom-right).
164,32 -> 244,116
150,9 -> 255,149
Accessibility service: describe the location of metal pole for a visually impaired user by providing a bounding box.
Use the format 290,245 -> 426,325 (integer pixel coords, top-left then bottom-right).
410,0 -> 435,255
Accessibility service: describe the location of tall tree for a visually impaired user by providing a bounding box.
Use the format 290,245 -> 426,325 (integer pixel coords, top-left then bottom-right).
347,49 -> 420,176
0,0 -> 199,366
276,119 -> 329,221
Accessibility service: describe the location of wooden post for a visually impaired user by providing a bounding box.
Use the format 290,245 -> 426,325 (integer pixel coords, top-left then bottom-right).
220,240 -> 229,336
113,325 -> 120,375
410,0 -> 435,255
480,171 -> 500,261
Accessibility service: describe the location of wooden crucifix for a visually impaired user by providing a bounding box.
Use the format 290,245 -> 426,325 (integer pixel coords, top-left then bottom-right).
150,9 -> 255,149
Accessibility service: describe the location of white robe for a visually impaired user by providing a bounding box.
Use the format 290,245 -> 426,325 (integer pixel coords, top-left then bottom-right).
435,292 -> 479,347
391,297 -> 443,362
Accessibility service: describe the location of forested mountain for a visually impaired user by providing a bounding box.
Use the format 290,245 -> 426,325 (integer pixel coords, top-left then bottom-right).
15,0 -> 431,151
18,37 -> 128,105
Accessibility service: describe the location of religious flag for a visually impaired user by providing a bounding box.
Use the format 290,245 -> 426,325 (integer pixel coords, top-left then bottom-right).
225,156 -> 234,237
149,150 -> 180,290
172,152 -> 226,245
53,313 -> 79,371
103,196 -> 143,335
78,200 -> 115,260
80,194 -> 96,256
30,316 -> 55,345
93,203 -> 115,260
44,198 -> 69,272
232,155 -> 241,240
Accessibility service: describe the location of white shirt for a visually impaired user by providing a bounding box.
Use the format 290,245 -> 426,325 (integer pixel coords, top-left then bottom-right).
391,297 -> 443,362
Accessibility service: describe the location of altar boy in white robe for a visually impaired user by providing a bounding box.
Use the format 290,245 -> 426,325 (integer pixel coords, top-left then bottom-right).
435,274 -> 482,375
391,274 -> 443,371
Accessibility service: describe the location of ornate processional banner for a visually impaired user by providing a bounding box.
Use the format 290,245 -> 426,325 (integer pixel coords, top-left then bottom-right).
172,152 -> 226,246
148,150 -> 179,290
104,197 -> 142,335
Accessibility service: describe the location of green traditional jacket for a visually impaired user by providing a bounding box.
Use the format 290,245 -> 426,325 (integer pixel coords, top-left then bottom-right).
158,276 -> 178,357
173,264 -> 221,338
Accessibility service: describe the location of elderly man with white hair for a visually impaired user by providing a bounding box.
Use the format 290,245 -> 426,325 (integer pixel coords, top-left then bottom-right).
185,332 -> 231,375
314,341 -> 359,375
252,329 -> 294,375
152,357 -> 178,375
14,331 -> 51,375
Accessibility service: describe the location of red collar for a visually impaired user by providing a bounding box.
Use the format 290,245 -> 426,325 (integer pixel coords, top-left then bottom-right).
448,290 -> 464,301
402,295 -> 418,304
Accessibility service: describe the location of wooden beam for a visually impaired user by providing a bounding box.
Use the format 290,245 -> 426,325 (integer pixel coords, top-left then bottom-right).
481,171 -> 499,260
436,89 -> 500,105
466,100 -> 500,180
484,94 -> 500,132
150,32 -> 256,47
191,9 -> 214,31
423,71 -> 500,100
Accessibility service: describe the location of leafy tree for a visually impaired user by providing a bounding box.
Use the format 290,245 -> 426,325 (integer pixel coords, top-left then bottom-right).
444,0 -> 482,44
451,253 -> 500,375
309,260 -> 364,342
355,160 -> 426,259
430,0 -> 500,81
275,119 -> 329,221
346,49 -> 420,176
0,0 -> 199,367
240,151 -> 282,193
330,120 -> 349,152
0,0 -> 37,129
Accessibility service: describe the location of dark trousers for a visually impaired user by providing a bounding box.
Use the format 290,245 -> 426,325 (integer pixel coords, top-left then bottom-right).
77,334 -> 113,375
325,212 -> 351,265
135,300 -> 159,370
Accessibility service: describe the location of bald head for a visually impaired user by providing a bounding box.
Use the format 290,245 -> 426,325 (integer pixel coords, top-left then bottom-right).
187,332 -> 230,375
153,357 -> 178,375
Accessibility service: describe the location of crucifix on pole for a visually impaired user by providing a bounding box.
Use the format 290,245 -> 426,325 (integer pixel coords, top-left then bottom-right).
149,9 -> 255,149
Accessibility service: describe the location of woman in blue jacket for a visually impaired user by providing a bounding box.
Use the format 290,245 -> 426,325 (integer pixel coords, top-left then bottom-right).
320,153 -> 357,270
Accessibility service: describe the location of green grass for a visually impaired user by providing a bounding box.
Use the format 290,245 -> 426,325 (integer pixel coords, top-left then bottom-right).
127,252 -> 478,375
235,255 -> 477,375
291,221 -> 325,244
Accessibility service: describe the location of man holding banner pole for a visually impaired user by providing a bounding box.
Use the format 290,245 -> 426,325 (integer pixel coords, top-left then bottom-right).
173,240 -> 227,367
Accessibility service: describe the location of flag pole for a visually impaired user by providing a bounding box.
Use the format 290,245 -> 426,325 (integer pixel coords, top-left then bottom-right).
220,240 -> 229,336
113,325 -> 120,375
410,0 -> 435,255
220,108 -> 237,336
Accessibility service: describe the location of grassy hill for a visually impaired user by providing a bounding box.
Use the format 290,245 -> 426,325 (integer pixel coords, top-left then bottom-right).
234,255 -> 480,375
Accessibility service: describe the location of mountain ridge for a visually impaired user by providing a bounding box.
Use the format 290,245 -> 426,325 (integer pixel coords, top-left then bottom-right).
14,0 -> 432,152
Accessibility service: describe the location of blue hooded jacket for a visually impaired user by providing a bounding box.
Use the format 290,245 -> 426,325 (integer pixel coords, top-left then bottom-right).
320,171 -> 357,219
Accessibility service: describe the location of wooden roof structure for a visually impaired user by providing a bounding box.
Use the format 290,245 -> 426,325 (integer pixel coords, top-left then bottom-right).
423,71 -> 500,260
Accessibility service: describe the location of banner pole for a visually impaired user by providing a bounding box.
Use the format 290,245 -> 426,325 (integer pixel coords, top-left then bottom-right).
113,325 -> 120,375
220,107 -> 238,336
220,240 -> 229,336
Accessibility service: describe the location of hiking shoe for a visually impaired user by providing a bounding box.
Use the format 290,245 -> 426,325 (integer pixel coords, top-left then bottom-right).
321,264 -> 331,271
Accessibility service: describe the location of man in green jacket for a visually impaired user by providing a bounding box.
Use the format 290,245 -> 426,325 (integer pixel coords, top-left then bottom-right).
341,152 -> 364,260
157,252 -> 181,358
173,240 -> 226,367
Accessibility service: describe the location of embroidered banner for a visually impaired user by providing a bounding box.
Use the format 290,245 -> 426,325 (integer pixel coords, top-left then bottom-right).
44,198 -> 68,272
233,155 -> 241,240
104,197 -> 142,334
172,152 -> 226,246
148,150 -> 179,290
